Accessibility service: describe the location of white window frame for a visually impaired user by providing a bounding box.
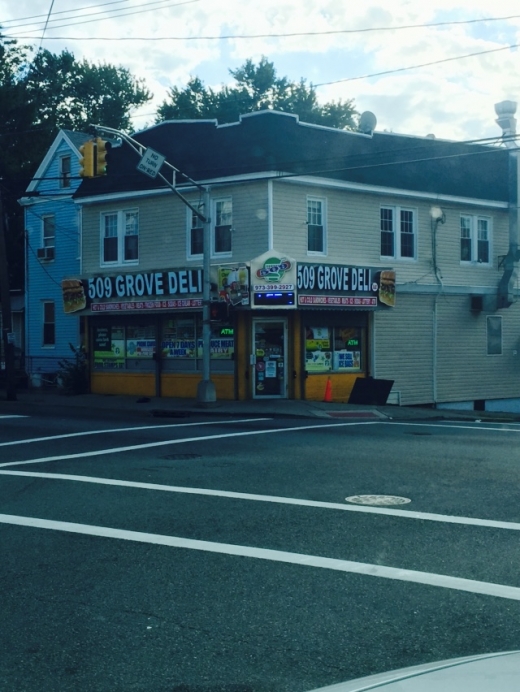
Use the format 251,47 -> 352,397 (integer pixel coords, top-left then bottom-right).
186,205 -> 204,260
100,209 -> 139,266
380,205 -> 417,261
487,315 -> 502,356
60,155 -> 71,189
460,214 -> 492,266
42,300 -> 55,348
42,214 -> 55,249
307,196 -> 327,256
212,197 -> 232,258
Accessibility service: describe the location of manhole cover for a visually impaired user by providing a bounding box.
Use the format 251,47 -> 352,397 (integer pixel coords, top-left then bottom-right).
160,453 -> 202,461
345,494 -> 411,506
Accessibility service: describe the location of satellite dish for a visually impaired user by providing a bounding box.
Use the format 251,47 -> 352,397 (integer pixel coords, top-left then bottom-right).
358,111 -> 377,134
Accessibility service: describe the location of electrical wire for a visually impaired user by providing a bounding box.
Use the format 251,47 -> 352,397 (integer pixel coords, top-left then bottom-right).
26,236 -> 65,288
38,0 -> 56,52
315,43 -> 520,86
1,0 -> 134,25
2,0 -> 200,37
5,10 -> 520,40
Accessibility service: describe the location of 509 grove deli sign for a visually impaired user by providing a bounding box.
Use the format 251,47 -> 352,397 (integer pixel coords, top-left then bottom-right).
62,269 -> 203,314
297,263 -> 395,307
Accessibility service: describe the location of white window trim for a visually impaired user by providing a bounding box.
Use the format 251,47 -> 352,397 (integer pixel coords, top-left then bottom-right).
380,205 -> 417,261
460,214 -> 492,267
211,197 -> 232,259
186,205 -> 204,260
42,214 -> 55,249
59,155 -> 71,189
306,195 -> 327,256
100,208 -> 139,267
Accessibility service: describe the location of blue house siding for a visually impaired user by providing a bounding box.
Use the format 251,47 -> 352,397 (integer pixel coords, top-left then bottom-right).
21,132 -> 89,381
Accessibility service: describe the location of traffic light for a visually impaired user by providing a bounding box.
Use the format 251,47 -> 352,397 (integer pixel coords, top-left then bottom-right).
79,140 -> 95,178
95,137 -> 109,176
210,301 -> 228,322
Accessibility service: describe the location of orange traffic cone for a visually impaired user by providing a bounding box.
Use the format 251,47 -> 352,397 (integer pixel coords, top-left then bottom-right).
324,377 -> 332,403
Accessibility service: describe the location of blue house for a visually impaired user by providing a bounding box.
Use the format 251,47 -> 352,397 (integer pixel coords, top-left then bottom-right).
19,130 -> 90,385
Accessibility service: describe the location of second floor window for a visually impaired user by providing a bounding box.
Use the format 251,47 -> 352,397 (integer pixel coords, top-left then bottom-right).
42,215 -> 55,248
101,209 -> 139,265
380,206 -> 416,259
307,197 -> 326,254
460,215 -> 490,264
213,198 -> 232,255
188,208 -> 204,258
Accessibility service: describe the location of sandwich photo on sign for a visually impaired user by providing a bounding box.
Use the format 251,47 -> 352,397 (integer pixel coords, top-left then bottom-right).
62,279 -> 87,313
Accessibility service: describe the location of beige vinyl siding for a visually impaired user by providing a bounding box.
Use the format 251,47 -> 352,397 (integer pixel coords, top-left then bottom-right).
272,180 -> 509,290
80,182 -> 270,273
374,294 -> 435,406
436,296 -> 520,403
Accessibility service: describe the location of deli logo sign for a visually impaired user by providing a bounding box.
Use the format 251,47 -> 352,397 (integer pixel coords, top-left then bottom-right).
87,268 -> 203,302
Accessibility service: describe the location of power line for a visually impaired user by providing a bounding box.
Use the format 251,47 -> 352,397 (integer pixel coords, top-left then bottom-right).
6,11 -> 520,40
315,43 -> 520,86
38,0 -> 56,52
1,0 -> 133,25
2,0 -> 200,37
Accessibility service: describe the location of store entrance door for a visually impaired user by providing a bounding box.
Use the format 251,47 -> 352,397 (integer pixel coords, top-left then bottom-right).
252,319 -> 287,398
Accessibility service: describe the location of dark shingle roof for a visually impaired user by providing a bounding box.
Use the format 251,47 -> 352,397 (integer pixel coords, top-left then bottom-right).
74,111 -> 509,202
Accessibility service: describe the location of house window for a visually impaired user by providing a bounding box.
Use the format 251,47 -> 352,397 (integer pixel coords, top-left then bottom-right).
101,209 -> 139,265
213,198 -> 232,255
307,197 -> 326,254
188,207 -> 204,258
487,316 -> 502,355
42,301 -> 55,346
42,215 -> 55,249
60,156 -> 71,189
380,206 -> 416,259
460,215 -> 491,265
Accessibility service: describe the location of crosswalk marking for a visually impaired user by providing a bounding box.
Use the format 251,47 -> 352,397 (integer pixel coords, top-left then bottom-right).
2,512 -> 520,601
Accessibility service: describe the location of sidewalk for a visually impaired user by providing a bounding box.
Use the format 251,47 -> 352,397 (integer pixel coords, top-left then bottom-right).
2,386 -> 520,424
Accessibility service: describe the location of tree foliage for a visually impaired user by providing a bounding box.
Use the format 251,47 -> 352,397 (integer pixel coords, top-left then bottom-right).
0,32 -> 152,287
156,57 -> 358,130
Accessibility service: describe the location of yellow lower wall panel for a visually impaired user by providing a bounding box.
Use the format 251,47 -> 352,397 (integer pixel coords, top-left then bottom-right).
305,373 -> 363,403
91,372 -> 155,397
161,374 -> 234,400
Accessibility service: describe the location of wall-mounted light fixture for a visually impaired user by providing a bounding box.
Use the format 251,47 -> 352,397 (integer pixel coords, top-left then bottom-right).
430,206 -> 446,224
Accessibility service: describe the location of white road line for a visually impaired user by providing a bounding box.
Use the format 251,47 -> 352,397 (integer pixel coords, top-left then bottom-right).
2,512 -> 520,601
0,418 -> 271,448
0,421 -> 381,469
391,421 -> 520,433
2,469 -> 520,533
0,415 -> 28,419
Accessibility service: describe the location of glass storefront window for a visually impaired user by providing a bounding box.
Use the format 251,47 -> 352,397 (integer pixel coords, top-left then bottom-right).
161,317 -> 197,358
305,325 -> 363,373
126,324 -> 155,358
93,325 -> 125,370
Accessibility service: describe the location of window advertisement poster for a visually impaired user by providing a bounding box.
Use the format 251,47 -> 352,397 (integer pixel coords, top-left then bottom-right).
93,326 -> 125,369
126,325 -> 155,358
305,327 -> 332,372
217,265 -> 249,306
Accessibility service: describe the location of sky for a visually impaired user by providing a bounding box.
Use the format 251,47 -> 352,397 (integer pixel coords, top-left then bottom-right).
1,0 -> 520,142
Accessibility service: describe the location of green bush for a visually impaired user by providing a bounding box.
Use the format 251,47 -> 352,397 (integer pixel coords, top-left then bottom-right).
58,344 -> 89,395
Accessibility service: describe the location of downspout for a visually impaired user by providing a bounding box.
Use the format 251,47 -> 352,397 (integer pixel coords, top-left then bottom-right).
267,179 -> 274,250
430,206 -> 445,405
496,101 -> 520,309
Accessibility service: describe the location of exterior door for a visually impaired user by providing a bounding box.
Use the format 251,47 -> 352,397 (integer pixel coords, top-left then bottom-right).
252,319 -> 287,398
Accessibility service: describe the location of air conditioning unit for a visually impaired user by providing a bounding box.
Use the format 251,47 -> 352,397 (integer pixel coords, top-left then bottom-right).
470,295 -> 484,312
37,247 -> 55,261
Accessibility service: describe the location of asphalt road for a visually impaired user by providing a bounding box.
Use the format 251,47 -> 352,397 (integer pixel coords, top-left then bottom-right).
2,406 -> 520,692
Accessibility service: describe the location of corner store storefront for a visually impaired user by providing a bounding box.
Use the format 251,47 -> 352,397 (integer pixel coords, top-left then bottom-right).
64,252 -> 395,401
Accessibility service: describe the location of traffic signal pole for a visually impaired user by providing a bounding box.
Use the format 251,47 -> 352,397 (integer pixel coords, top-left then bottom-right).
0,189 -> 17,401
90,125 -> 216,405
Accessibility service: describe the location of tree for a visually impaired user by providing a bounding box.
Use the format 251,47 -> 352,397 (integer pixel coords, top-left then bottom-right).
156,57 -> 358,130
0,32 -> 153,287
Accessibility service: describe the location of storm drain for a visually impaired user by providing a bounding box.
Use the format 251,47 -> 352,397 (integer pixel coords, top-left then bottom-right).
345,494 -> 411,506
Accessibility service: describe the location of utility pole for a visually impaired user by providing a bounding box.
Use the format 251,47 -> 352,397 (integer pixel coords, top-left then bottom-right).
0,188 -> 17,401
91,125 -> 216,405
